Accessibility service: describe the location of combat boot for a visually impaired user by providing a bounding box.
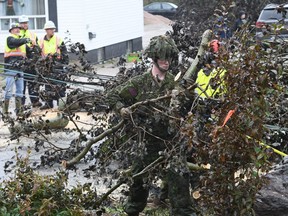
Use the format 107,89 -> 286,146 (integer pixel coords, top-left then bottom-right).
15,97 -> 24,117
2,99 -> 9,116
2,99 -> 10,122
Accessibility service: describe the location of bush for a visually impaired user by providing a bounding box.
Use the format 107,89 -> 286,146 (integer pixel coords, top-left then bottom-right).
0,151 -> 98,216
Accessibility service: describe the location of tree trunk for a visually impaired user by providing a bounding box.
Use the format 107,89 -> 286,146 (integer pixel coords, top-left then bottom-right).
10,112 -> 69,134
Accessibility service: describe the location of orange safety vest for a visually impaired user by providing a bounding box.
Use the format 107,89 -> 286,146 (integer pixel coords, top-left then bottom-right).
39,35 -> 62,58
4,34 -> 26,58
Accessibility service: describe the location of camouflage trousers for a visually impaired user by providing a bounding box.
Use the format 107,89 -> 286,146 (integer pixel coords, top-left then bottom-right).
124,140 -> 197,216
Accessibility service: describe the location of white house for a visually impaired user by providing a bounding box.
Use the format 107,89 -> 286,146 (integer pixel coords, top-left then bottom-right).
0,0 -> 144,62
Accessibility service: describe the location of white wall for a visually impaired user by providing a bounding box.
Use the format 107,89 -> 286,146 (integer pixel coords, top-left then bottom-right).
56,0 -> 87,46
0,0 -> 144,53
83,0 -> 144,50
57,0 -> 144,51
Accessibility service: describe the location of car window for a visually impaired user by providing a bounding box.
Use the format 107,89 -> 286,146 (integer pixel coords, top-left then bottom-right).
162,3 -> 174,10
260,8 -> 288,20
146,3 -> 161,10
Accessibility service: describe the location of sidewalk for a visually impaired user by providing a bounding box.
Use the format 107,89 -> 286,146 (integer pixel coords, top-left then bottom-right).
94,19 -> 173,76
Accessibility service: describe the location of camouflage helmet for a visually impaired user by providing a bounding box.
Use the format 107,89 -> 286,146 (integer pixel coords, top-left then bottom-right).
144,35 -> 179,60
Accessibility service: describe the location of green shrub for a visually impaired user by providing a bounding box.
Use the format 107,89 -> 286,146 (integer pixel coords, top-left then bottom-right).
0,152 -> 98,216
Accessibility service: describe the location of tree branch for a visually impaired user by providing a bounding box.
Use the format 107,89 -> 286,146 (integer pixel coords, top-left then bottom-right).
65,119 -> 125,167
183,29 -> 212,81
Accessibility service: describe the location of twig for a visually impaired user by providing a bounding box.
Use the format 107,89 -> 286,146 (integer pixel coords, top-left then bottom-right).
132,156 -> 165,178
95,179 -> 125,206
94,157 -> 207,206
150,106 -> 181,120
95,156 -> 165,206
65,120 -> 125,167
38,131 -> 69,151
65,86 -> 196,167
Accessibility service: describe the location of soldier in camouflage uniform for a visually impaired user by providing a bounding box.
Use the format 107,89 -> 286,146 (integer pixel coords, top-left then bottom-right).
106,35 -> 196,216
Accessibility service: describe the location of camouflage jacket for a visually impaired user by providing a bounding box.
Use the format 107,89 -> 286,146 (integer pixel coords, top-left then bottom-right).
106,69 -> 177,139
106,69 -> 176,112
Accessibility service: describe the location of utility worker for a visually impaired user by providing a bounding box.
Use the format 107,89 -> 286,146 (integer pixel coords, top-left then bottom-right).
195,39 -> 226,98
19,15 -> 42,108
106,35 -> 196,216
38,20 -> 69,110
2,22 -> 31,117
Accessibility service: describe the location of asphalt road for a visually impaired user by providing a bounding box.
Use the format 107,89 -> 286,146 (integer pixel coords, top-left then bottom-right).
143,22 -> 173,48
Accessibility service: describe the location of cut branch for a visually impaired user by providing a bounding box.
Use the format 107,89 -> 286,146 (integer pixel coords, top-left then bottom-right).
65,119 -> 125,167
65,87 -> 196,167
183,29 -> 212,81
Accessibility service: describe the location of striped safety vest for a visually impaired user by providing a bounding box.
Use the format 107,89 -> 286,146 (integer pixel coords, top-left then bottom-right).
4,34 -> 26,58
39,35 -> 62,57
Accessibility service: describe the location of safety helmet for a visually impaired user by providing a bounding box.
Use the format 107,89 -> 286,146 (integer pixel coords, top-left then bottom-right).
9,22 -> 20,32
44,20 -> 56,30
19,15 -> 29,23
144,35 -> 179,61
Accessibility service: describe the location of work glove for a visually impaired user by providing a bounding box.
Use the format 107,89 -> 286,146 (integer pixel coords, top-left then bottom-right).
120,107 -> 131,119
170,88 -> 181,110
25,38 -> 31,44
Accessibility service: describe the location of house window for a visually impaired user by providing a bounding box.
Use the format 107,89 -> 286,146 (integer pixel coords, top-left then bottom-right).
0,0 -> 47,31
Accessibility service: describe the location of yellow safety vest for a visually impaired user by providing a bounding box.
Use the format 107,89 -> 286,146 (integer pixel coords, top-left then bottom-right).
20,29 -> 37,47
4,34 -> 26,58
195,68 -> 226,98
39,35 -> 62,57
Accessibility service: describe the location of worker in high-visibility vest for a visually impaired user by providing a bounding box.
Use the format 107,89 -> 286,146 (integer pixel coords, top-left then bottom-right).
38,20 -> 69,110
2,22 -> 31,117
195,39 -> 226,98
19,15 -> 42,108
195,67 -> 226,98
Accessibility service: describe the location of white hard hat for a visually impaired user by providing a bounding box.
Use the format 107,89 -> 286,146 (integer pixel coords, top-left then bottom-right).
9,22 -> 20,32
44,20 -> 56,30
19,15 -> 29,23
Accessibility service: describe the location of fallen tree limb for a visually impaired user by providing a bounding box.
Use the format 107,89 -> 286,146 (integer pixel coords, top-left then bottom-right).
65,95 -> 173,167
65,119 -> 125,167
183,29 -> 212,81
10,112 -> 69,135
95,156 -> 165,206
94,157 -> 209,206
65,86 -> 198,167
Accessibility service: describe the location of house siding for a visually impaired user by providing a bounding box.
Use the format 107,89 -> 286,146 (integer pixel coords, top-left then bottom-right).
0,0 -> 144,63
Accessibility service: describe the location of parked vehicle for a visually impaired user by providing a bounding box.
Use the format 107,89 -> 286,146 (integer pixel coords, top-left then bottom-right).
256,3 -> 288,42
144,2 -> 178,20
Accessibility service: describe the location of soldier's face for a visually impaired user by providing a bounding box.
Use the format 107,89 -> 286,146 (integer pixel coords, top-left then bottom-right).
157,59 -> 170,71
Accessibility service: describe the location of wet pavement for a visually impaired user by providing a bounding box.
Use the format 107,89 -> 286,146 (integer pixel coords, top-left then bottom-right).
0,19 -> 173,191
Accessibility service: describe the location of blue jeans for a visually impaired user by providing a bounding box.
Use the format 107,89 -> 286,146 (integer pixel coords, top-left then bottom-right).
4,70 -> 24,100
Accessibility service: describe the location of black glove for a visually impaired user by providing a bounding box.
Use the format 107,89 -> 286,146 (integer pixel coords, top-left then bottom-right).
25,38 -> 31,44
